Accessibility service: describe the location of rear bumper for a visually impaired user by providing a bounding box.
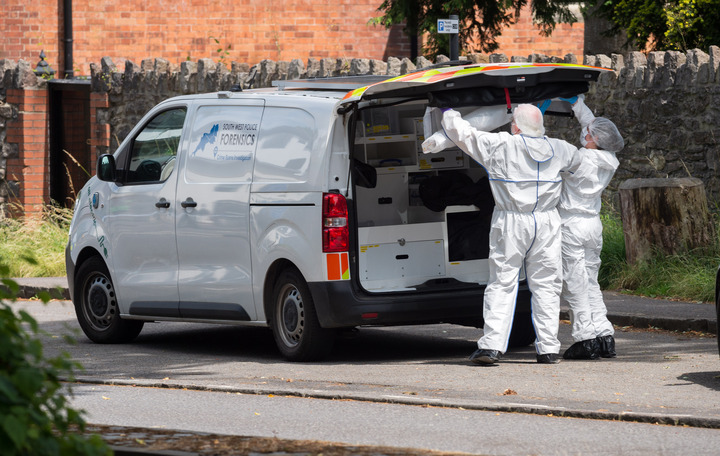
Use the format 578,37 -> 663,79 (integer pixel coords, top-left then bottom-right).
308,280 -> 532,328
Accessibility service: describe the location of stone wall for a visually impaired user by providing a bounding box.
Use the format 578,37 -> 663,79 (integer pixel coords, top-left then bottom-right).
89,49 -> 720,206
2,48 -> 720,218
557,49 -> 720,207
0,62 -> 17,212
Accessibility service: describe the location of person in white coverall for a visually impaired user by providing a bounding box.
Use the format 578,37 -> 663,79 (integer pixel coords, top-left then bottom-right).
440,104 -> 583,365
559,95 -> 624,360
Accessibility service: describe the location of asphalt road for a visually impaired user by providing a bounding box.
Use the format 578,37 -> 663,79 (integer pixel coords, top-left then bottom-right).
13,299 -> 720,455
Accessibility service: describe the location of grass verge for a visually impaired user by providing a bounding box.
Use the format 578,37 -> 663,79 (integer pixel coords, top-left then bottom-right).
599,206 -> 718,303
0,206 -> 71,278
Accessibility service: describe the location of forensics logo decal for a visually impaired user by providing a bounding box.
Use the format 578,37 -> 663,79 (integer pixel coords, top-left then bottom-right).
192,124 -> 219,156
192,122 -> 257,161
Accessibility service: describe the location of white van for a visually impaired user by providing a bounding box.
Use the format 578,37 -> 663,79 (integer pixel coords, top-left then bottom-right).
66,62 -> 609,361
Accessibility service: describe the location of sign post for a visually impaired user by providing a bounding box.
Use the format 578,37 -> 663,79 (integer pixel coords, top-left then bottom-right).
438,15 -> 459,60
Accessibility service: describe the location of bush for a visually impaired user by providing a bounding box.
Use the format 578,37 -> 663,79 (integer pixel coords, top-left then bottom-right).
0,262 -> 111,456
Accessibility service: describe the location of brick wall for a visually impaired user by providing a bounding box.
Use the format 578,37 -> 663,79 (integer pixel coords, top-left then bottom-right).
1,1 -> 584,76
5,88 -> 50,217
0,4 -> 58,64
490,6 -> 584,58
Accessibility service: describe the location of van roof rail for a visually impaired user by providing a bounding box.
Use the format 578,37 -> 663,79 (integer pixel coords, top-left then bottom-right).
272,75 -> 392,91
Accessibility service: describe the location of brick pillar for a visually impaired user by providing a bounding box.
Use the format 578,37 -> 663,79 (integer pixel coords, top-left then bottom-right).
5,88 -> 50,219
89,92 -> 110,164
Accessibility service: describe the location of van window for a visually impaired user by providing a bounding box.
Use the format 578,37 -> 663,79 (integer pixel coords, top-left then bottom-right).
185,105 -> 263,184
126,108 -> 187,184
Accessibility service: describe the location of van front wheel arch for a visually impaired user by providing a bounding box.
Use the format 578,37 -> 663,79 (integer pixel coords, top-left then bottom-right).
270,268 -> 335,361
74,256 -> 144,343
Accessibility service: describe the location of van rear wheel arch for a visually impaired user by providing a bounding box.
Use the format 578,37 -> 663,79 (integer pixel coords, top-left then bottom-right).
266,263 -> 335,361
263,259 -> 297,323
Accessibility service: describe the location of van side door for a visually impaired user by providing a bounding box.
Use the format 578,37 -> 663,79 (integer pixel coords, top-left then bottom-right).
105,106 -> 187,316
175,101 -> 264,321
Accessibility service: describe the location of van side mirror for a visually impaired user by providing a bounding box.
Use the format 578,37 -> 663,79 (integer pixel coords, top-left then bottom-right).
97,154 -> 117,182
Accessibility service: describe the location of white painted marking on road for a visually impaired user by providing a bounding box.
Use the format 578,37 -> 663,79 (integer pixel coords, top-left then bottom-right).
505,403 -> 567,410
384,395 -> 441,402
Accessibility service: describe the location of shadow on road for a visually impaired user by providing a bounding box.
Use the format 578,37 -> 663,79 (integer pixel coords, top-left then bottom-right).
39,313 -> 716,378
679,371 -> 720,391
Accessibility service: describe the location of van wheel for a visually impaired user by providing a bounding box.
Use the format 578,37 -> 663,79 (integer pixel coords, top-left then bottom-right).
74,256 -> 143,343
508,311 -> 536,348
271,269 -> 335,362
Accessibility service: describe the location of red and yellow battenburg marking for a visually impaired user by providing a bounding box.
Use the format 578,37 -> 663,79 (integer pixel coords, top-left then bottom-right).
326,252 -> 349,280
341,62 -> 611,102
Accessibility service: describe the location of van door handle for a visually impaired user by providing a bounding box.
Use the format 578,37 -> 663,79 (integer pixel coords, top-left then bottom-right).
181,198 -> 197,208
155,198 -> 170,208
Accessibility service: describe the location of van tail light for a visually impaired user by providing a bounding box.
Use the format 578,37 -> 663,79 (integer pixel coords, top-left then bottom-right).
322,192 -> 348,252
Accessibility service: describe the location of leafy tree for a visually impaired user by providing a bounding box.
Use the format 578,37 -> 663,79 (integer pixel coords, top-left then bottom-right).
371,0 -> 579,59
664,0 -> 720,51
588,0 -> 720,51
0,261 -> 111,456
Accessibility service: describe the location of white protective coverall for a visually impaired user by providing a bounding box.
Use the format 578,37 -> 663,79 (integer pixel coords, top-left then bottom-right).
440,107 -> 582,355
559,98 -> 621,342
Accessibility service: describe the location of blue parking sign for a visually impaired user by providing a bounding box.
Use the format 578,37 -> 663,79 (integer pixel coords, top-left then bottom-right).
438,19 -> 459,34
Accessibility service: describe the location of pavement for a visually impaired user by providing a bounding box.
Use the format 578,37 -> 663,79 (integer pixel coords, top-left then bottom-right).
7,276 -> 718,335
7,276 -> 720,455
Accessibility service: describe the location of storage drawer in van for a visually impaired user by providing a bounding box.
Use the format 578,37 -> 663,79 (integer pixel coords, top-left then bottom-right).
357,223 -> 445,291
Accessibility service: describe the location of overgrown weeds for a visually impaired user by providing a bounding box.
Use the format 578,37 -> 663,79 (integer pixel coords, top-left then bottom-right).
599,205 -> 719,303
0,205 -> 72,278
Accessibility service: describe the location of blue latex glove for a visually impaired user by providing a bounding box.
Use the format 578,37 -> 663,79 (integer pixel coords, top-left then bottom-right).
537,99 -> 552,114
441,107 -> 452,112
559,96 -> 578,104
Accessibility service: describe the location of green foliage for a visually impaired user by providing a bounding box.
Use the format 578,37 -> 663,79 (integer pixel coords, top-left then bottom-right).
0,207 -> 71,278
665,0 -> 720,51
0,263 -> 111,456
598,206 -> 628,289
209,35 -> 231,67
371,0 -> 578,58
588,0 -> 720,51
598,206 -> 719,303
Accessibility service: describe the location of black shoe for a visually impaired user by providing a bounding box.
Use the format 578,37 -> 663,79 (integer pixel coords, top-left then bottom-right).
536,353 -> 561,364
563,339 -> 601,360
469,349 -> 501,365
596,335 -> 617,358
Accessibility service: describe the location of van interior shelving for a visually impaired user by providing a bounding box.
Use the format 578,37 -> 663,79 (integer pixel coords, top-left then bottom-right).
351,100 -> 493,293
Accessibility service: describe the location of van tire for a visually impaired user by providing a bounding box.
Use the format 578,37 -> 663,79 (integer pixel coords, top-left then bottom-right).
74,256 -> 144,343
270,269 -> 335,361
508,311 -> 536,347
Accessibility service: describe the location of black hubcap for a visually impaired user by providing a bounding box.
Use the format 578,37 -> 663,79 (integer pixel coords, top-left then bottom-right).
283,298 -> 299,331
89,285 -> 108,317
